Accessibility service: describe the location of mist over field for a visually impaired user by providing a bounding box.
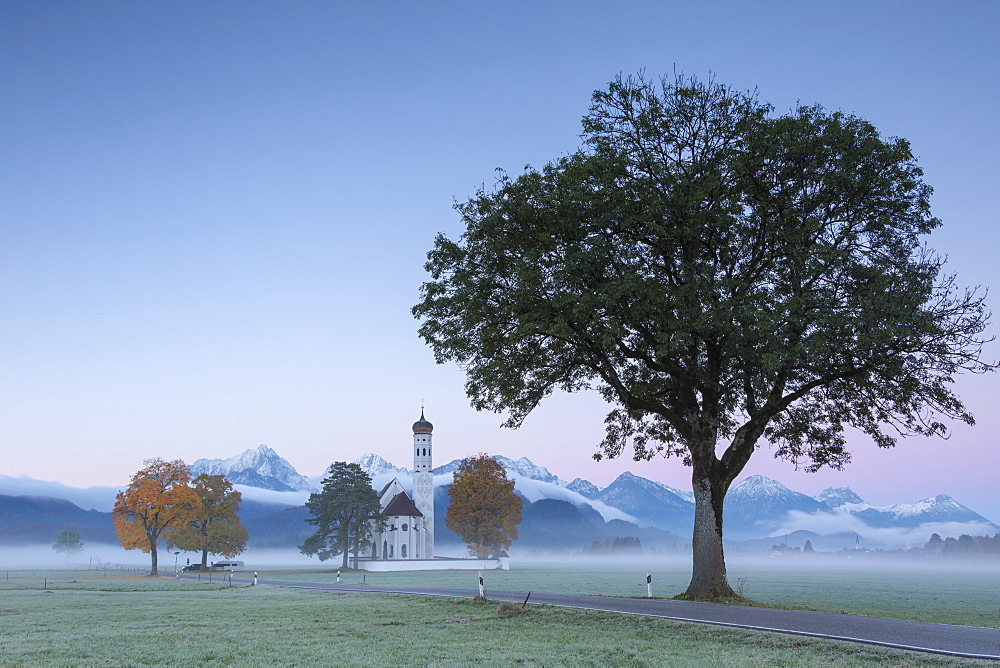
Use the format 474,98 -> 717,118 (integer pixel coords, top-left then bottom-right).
0,544 -> 319,571
773,510 -> 998,550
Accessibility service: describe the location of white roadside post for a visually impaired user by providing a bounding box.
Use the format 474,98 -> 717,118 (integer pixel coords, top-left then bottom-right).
646,572 -> 652,598
478,571 -> 485,599
337,570 -> 341,584
253,572 -> 258,586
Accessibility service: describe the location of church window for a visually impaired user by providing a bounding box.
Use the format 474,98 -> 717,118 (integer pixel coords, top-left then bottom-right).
402,523 -> 408,531
389,544 -> 394,558
401,544 -> 407,558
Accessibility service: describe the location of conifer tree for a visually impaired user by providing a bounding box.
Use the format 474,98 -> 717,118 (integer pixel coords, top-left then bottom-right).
300,462 -> 385,569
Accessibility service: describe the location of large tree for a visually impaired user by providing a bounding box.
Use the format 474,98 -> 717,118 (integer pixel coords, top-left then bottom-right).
113,458 -> 202,575
446,454 -> 523,558
300,461 -> 385,569
52,529 -> 84,561
413,73 -> 993,599
173,474 -> 248,571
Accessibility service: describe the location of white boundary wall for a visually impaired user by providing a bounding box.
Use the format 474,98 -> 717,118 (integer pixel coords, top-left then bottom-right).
356,557 -> 509,572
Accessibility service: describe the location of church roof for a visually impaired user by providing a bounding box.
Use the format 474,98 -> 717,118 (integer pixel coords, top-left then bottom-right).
383,491 -> 423,518
412,409 -> 433,434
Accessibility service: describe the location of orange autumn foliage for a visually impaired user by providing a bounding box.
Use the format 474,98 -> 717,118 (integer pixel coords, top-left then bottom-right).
445,454 -> 522,558
113,458 -> 201,574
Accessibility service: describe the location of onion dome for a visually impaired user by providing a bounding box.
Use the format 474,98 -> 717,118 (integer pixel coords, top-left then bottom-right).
412,409 -> 433,434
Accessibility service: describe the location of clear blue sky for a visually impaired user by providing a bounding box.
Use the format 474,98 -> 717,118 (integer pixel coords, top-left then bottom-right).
2,1 -> 997,517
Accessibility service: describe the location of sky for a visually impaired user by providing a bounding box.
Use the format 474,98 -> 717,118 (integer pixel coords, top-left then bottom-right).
1,1 -> 998,519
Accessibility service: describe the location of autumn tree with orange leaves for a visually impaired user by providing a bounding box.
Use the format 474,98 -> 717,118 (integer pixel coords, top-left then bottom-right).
174,474 -> 248,571
446,454 -> 522,558
113,458 -> 201,574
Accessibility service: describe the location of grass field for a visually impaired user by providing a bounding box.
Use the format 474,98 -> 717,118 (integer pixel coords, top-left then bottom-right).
244,556 -> 1000,629
0,570 -> 983,666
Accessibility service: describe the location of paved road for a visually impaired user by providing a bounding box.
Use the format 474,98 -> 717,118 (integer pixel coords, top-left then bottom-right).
223,574 -> 1000,660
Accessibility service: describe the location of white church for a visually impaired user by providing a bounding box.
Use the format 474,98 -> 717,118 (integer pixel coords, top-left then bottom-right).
356,410 -> 509,571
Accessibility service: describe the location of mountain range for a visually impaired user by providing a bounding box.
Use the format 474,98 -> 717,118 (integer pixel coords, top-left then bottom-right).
1,445 -> 995,553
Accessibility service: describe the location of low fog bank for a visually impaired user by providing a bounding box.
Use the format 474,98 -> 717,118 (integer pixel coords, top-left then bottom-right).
0,543 -> 152,570
4,542 -> 995,578
0,544 -> 325,571
511,551 -> 693,572
0,475 -> 119,512
769,511 -> 998,551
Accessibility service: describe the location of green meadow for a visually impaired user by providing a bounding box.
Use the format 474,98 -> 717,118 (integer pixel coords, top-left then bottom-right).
1,567 -> 992,666
249,556 -> 1000,628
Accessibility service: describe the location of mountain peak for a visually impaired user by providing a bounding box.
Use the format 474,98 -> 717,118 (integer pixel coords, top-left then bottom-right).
190,445 -> 316,492
816,486 -> 866,508
353,452 -> 408,477
492,456 -> 562,484
731,475 -> 791,496
433,455 -> 562,485
566,477 -> 602,498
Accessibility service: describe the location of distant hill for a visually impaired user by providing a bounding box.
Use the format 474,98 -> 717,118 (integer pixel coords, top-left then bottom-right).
0,494 -> 116,546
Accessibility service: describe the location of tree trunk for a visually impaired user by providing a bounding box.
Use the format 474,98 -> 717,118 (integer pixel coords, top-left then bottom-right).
201,550 -> 209,570
682,472 -> 737,600
150,544 -> 159,575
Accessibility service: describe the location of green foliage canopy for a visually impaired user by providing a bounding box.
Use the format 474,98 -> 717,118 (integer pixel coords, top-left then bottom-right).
52,528 -> 84,559
173,474 -> 248,569
413,72 -> 993,598
300,461 -> 385,569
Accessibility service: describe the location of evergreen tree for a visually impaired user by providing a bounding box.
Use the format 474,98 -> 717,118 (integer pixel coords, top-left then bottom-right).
300,462 -> 385,569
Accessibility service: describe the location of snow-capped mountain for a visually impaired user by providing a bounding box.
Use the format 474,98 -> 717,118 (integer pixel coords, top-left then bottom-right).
595,471 -> 695,535
809,485 -> 990,528
724,475 -> 827,538
352,453 -> 409,478
432,455 -> 562,485
566,478 -> 603,498
190,445 -> 316,493
847,494 -> 991,528
815,486 -> 866,508
493,456 -> 563,485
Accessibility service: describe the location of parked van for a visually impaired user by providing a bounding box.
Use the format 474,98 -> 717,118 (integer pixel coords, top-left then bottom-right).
212,560 -> 244,571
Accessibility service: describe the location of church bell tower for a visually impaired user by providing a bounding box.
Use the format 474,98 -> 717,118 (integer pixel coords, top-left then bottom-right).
412,409 -> 434,558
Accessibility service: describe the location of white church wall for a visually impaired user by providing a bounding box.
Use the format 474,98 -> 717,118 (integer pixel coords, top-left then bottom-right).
356,556 -> 509,572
